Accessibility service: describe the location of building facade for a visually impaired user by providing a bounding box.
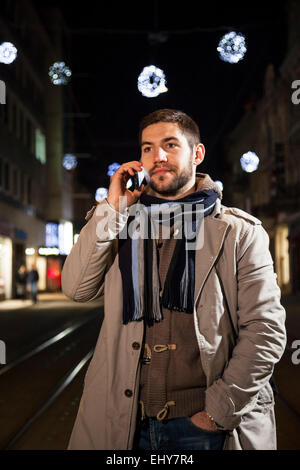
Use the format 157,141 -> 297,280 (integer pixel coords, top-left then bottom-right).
0,0 -> 74,299
224,0 -> 300,294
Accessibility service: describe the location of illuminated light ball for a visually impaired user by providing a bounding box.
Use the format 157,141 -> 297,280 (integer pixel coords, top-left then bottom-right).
217,32 -> 247,64
107,162 -> 121,176
214,180 -> 224,191
137,65 -> 168,98
63,154 -> 77,170
240,151 -> 260,173
0,42 -> 17,64
49,61 -> 72,85
95,187 -> 108,202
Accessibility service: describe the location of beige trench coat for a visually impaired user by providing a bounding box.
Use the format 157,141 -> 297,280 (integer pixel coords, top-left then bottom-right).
61,196 -> 286,450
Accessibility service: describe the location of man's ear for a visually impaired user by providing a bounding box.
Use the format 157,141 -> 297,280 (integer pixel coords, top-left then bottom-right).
194,143 -> 205,166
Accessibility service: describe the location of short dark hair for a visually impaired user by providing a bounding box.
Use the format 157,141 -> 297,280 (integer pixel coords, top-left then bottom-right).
139,108 -> 201,150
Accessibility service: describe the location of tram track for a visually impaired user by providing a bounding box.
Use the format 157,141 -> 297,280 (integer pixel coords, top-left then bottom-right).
0,309 -> 103,450
0,309 -> 101,377
4,349 -> 94,450
0,303 -> 299,449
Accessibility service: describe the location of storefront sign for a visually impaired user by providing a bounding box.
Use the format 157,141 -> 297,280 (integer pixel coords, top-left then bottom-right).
45,223 -> 59,248
38,247 -> 60,256
15,228 -> 27,240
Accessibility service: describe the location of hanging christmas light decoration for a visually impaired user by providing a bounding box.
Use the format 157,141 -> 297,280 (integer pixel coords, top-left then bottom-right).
0,42 -> 17,64
63,154 -> 77,170
49,61 -> 72,85
95,187 -> 108,202
217,32 -> 247,64
137,65 -> 168,98
240,151 -> 259,173
107,162 -> 121,177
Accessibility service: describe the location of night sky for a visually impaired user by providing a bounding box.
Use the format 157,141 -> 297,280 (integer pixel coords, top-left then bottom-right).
35,0 -> 287,193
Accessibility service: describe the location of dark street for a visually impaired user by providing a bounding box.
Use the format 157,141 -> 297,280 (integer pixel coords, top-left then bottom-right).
0,293 -> 104,450
0,292 -> 299,450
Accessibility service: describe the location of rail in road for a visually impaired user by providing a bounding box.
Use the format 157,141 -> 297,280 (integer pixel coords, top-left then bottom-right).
0,310 -> 103,450
0,303 -> 299,450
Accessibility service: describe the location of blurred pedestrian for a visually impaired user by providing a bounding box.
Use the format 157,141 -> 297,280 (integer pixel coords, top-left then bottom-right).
16,265 -> 27,300
27,265 -> 39,304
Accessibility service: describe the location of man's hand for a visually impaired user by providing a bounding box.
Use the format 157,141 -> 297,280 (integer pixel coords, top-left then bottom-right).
107,161 -> 145,212
189,411 -> 218,431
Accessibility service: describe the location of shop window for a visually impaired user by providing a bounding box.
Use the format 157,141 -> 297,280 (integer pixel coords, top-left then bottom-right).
35,128 -> 46,164
0,79 -> 5,104
0,236 -> 13,300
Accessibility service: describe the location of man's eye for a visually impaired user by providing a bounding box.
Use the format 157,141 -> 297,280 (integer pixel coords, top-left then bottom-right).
143,147 -> 151,152
167,143 -> 176,148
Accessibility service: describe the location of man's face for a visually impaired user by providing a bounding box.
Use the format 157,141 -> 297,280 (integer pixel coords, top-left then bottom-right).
140,122 -> 203,197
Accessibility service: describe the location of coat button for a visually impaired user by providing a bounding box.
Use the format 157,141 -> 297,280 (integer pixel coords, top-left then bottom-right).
125,389 -> 133,398
132,342 -> 140,350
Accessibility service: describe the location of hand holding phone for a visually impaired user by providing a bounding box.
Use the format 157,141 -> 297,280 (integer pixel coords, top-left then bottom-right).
107,161 -> 148,211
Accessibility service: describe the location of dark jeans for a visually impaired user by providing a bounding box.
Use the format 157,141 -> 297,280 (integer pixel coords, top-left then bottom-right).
134,417 -> 227,451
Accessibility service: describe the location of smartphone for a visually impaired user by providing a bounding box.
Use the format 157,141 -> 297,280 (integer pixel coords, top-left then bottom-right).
126,167 -> 149,190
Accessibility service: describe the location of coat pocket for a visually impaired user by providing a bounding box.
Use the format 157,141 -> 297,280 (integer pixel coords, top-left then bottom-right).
256,382 -> 275,412
241,382 -> 274,418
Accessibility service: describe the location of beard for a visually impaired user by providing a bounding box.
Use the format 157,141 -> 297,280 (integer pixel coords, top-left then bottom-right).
149,155 -> 194,197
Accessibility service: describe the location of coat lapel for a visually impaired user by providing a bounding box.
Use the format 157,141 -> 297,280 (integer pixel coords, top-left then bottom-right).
194,202 -> 229,306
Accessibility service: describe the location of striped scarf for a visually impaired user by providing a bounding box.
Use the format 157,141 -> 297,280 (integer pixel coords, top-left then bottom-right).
118,185 -> 220,326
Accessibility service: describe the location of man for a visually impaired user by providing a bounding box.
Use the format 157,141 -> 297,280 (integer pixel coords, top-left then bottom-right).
27,265 -> 39,304
16,264 -> 27,300
62,109 -> 286,450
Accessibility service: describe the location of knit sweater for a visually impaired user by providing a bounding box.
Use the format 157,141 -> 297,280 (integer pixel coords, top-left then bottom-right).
138,174 -> 221,420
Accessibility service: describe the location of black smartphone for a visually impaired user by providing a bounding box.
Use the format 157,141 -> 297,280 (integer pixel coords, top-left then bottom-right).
131,170 -> 140,190
127,168 -> 149,190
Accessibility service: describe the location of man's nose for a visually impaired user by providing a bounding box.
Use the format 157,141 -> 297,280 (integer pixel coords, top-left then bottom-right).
153,147 -> 168,162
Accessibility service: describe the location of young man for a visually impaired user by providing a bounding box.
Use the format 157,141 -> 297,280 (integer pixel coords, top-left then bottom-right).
27,265 -> 39,304
62,109 -> 286,450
